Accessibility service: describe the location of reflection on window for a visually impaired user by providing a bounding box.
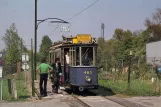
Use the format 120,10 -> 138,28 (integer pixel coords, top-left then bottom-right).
81,47 -> 93,66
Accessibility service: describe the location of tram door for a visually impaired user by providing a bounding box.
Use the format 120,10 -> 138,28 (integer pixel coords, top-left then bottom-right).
64,48 -> 72,82
63,47 -> 76,82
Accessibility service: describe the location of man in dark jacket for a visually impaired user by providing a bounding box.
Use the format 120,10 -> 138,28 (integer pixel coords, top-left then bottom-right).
51,58 -> 62,93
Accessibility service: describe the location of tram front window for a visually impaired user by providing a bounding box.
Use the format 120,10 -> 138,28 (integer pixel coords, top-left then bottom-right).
81,47 -> 93,66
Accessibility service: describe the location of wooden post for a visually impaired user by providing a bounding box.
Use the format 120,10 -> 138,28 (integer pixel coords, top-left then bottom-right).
8,79 -> 12,98
17,61 -> 21,79
12,79 -> 17,99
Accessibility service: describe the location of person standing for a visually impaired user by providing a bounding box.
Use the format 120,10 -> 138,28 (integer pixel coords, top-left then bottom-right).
37,58 -> 53,97
65,52 -> 70,82
51,58 -> 62,93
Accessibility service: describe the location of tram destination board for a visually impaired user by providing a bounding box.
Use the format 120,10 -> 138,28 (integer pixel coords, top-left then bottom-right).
76,34 -> 92,43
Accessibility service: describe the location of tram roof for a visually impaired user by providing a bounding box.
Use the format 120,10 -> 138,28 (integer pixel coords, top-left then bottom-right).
60,43 -> 98,48
49,34 -> 97,50
50,42 -> 97,50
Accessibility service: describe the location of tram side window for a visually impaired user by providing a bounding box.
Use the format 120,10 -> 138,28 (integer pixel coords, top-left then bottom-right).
81,47 -> 93,66
76,47 -> 80,66
69,47 -> 76,66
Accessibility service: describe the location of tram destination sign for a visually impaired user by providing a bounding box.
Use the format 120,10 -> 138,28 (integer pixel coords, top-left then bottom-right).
76,34 -> 92,43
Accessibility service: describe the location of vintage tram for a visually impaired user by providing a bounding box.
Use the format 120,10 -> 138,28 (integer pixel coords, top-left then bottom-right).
49,34 -> 98,92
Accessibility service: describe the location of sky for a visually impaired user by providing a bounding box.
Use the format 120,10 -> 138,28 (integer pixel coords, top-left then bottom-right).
0,0 -> 161,51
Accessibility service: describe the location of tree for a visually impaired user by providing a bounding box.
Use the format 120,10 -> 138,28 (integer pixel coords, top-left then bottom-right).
97,37 -> 106,72
39,35 -> 52,61
145,8 -> 161,42
2,23 -> 24,74
113,28 -> 124,41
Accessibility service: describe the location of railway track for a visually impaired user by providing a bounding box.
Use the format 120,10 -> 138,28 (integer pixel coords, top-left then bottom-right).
35,87 -> 146,107
72,95 -> 91,107
104,96 -> 146,107
63,89 -> 146,107
62,89 -> 91,107
62,89 -> 122,107
34,80 -> 145,107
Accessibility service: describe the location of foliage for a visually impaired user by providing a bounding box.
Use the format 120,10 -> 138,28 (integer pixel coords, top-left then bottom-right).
2,23 -> 25,74
39,35 -> 52,61
2,72 -> 29,101
99,79 -> 160,96
145,8 -> 161,42
98,8 -> 161,77
97,8 -> 161,96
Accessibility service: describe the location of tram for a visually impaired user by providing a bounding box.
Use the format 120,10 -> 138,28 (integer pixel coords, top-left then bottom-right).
49,34 -> 98,92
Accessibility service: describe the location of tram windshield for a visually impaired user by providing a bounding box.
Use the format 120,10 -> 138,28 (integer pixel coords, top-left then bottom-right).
81,47 -> 93,66
72,46 -> 96,66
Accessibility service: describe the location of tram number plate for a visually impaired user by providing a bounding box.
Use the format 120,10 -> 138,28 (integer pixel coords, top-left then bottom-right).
84,71 -> 92,74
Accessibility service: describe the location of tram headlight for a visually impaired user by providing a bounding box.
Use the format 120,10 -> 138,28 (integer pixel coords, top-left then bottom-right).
85,76 -> 92,82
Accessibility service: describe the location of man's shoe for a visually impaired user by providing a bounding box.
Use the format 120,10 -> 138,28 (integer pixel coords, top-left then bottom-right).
43,94 -> 47,97
40,94 -> 44,97
53,90 -> 58,94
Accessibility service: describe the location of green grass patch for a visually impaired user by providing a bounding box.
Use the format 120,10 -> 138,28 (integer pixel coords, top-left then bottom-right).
99,79 -> 160,96
1,72 -> 30,101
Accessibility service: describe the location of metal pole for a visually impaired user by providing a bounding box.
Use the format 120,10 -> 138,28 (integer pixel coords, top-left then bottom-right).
21,39 -> 22,74
79,47 -> 82,66
31,39 -> 35,96
34,0 -> 37,80
1,79 -> 2,100
20,38 -> 22,84
25,54 -> 26,86
25,69 -> 26,86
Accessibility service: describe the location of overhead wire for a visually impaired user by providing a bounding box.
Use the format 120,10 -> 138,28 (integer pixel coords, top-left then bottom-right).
48,0 -> 100,37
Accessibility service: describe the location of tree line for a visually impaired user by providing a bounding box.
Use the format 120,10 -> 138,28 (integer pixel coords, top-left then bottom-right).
1,8 -> 161,77
97,8 -> 161,80
1,23 -> 52,75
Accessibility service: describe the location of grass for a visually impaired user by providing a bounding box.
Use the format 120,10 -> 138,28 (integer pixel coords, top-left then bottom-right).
99,79 -> 161,96
1,72 -> 30,101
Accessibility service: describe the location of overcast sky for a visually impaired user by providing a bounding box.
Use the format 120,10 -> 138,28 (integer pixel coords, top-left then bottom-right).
0,0 -> 161,51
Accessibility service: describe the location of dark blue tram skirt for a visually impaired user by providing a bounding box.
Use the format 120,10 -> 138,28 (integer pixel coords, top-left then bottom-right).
69,66 -> 98,89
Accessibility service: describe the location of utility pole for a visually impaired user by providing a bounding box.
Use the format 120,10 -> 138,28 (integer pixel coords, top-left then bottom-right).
31,39 -> 35,96
34,0 -> 37,80
33,0 -> 68,81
